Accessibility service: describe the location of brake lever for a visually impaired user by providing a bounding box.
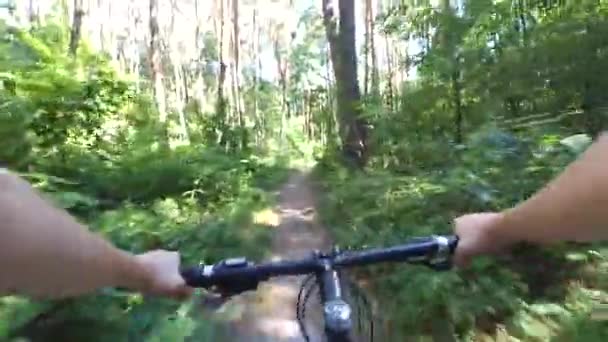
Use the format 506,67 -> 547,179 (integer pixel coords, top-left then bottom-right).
198,291 -> 230,310
424,260 -> 454,271
405,258 -> 453,270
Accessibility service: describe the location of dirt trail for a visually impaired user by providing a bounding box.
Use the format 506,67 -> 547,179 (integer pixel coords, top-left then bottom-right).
225,171 -> 332,342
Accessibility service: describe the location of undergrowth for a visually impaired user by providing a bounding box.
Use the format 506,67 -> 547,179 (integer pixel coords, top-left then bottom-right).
0,21 -> 292,341
314,128 -> 608,341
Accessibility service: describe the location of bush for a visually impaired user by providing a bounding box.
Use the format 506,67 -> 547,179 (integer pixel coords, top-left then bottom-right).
0,20 -> 290,341
314,129 -> 608,340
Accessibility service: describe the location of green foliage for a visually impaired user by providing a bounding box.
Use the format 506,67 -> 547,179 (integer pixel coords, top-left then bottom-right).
0,18 -> 292,342
1,141 -> 285,341
5,1 -> 608,341
0,297 -> 51,339
317,7 -> 608,339
368,0 -> 608,154
315,128 -> 608,340
0,20 -> 137,167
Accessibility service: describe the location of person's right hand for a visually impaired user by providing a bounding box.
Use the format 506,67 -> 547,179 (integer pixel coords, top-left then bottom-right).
453,212 -> 514,267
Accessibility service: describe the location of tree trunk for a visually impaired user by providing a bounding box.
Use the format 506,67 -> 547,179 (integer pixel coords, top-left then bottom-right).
60,0 -> 71,28
231,0 -> 246,149
322,0 -> 368,167
274,37 -> 288,139
325,43 -> 335,146
69,0 -> 85,56
252,7 -> 261,143
169,0 -> 189,142
385,35 -> 394,111
125,0 -> 140,76
131,2 -> 142,88
394,44 -> 403,111
98,0 -> 106,50
194,0 -> 206,115
363,0 -> 370,96
368,0 -> 379,97
215,0 -> 228,147
306,90 -> 314,139
28,0 -> 40,24
452,70 -> 463,143
182,64 -> 190,104
439,0 -> 464,143
174,63 -> 190,141
149,0 -> 168,130
517,0 -> 528,47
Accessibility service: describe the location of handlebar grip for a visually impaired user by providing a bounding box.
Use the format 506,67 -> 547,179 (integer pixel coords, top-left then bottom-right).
180,266 -> 213,288
180,262 -> 263,295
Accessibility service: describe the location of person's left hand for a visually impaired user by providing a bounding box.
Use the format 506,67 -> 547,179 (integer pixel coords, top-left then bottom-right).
135,250 -> 193,300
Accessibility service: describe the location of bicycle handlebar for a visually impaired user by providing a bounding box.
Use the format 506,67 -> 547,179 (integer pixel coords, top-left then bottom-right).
180,235 -> 459,296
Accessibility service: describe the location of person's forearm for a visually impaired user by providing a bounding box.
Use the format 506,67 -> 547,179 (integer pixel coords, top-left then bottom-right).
0,171 -> 151,298
492,133 -> 608,245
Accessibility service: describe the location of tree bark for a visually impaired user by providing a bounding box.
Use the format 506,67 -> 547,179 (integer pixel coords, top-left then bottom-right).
369,0 -> 379,97
174,64 -> 190,141
231,0 -> 246,148
452,70 -> 463,143
28,0 -> 39,25
324,43 -> 335,146
363,0 -> 370,96
322,0 -> 369,167
169,0 -> 189,142
274,36 -> 288,139
214,0 -> 228,147
194,0 -> 206,115
69,0 -> 85,56
252,7 -> 262,143
148,0 -> 168,129
384,35 -> 394,111
517,0 -> 528,47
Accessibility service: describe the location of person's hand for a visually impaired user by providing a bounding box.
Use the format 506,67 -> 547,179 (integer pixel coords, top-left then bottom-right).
453,212 -> 513,267
135,250 -> 193,300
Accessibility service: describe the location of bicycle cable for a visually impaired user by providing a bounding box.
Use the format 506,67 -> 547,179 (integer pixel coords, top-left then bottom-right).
344,275 -> 374,342
296,274 -> 316,342
300,278 -> 318,341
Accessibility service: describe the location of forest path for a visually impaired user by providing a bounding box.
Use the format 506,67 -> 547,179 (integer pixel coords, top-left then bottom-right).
221,171 -> 332,342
